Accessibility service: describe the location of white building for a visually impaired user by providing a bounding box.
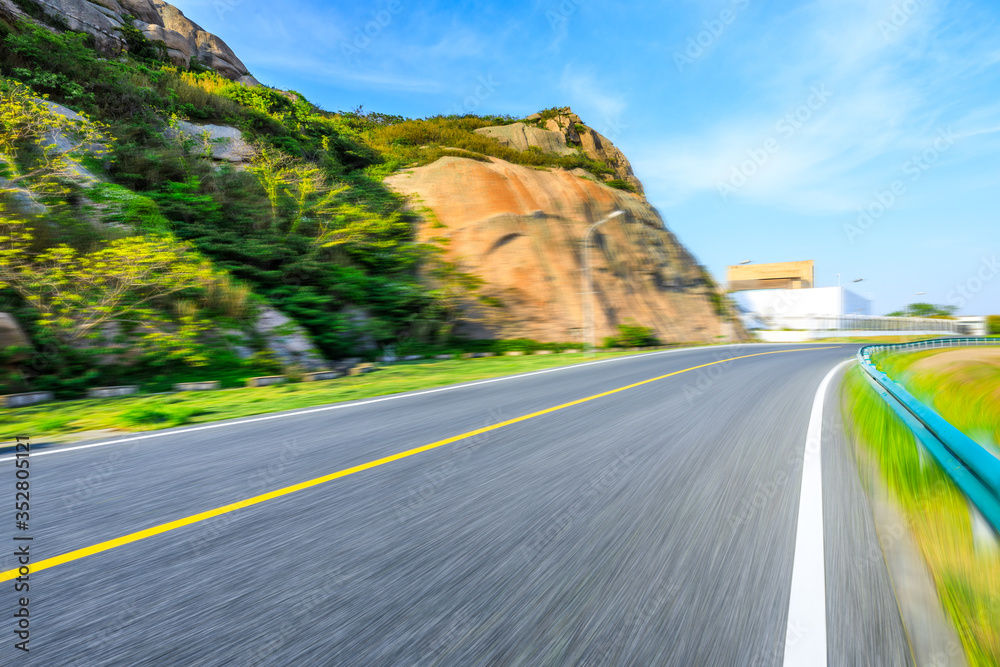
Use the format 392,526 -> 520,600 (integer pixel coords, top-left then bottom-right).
735,286 -> 871,329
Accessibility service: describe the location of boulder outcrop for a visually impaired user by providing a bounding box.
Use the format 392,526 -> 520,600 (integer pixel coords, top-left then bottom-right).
164,120 -> 254,163
0,313 -> 31,351
252,307 -> 328,371
474,123 -> 576,156
476,108 -> 644,195
385,156 -> 733,344
15,0 -> 253,81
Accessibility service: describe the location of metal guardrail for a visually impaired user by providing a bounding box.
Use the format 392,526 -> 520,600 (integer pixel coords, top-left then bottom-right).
857,337 -> 1000,536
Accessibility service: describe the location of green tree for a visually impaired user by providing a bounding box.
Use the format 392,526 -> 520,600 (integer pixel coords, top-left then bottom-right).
0,218 -> 215,365
886,302 -> 957,318
0,78 -> 109,199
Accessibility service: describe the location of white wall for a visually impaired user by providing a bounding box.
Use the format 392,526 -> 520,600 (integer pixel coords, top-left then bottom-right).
736,287 -> 870,321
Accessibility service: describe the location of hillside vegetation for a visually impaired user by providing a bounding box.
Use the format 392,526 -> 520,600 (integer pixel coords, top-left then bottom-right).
0,18 -> 624,397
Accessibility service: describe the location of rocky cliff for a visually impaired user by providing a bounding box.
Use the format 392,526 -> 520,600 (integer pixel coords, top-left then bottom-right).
386,156 -> 733,344
0,0 -> 255,81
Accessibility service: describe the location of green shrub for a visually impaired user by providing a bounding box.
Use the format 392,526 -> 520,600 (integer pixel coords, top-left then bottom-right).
86,183 -> 170,233
988,315 -> 1000,335
121,403 -> 202,427
604,320 -> 659,347
605,179 -> 635,192
116,20 -> 168,63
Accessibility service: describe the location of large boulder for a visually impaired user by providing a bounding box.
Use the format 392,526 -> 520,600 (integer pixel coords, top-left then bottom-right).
476,108 -> 644,195
124,0 -> 250,79
253,307 -> 329,371
164,121 -> 254,163
385,156 -> 735,344
474,123 -> 576,156
17,0 -> 252,81
0,313 -> 30,349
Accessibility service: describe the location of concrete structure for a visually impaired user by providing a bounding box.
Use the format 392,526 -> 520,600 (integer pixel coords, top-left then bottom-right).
0,391 -> 53,408
303,371 -> 342,382
87,386 -> 139,399
737,286 -> 872,326
174,381 -> 221,392
956,316 -> 988,336
727,260 -> 814,292
733,286 -> 968,339
246,376 -> 286,388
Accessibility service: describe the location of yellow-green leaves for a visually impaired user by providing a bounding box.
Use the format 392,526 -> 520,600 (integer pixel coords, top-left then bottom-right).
0,222 -> 221,366
0,78 -> 110,199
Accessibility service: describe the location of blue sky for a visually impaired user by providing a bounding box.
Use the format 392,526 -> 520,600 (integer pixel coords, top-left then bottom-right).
173,0 -> 1000,315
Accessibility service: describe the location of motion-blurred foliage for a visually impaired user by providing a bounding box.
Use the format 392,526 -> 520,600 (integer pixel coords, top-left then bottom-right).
0,18 -> 623,395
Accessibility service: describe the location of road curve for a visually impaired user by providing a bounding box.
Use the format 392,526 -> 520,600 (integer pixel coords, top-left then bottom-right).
2,344 -> 911,665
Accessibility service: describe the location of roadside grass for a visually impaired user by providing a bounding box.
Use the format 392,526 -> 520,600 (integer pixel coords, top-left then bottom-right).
1,349 -> 664,444
844,365 -> 1000,666
873,347 -> 1000,453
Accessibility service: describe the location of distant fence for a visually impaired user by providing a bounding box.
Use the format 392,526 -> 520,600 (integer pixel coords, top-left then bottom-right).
762,314 -> 965,333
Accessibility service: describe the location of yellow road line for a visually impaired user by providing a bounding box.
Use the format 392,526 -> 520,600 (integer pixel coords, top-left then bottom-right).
0,346 -> 840,582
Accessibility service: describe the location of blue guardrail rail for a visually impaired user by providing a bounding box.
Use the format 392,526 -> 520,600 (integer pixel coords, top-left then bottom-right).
857,338 -> 1000,534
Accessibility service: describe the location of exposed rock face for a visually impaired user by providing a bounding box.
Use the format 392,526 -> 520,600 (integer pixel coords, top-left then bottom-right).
476,108 -> 644,195
0,313 -> 31,351
253,307 -> 329,371
17,0 -> 253,81
385,156 -> 732,344
165,121 -> 254,163
474,123 -> 576,157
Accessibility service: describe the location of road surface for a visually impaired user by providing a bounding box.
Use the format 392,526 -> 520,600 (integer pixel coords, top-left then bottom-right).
1,343 -> 912,665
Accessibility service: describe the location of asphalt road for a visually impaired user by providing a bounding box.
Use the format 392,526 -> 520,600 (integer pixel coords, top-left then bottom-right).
0,343 -> 912,665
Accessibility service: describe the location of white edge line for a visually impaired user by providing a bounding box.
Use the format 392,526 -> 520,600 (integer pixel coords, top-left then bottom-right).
1,343 -> 844,463
782,358 -> 853,667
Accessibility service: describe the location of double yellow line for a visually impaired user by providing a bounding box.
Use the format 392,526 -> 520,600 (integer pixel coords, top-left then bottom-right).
0,346 -> 838,581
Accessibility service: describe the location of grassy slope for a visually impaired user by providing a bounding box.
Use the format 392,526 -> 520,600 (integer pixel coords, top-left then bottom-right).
874,347 -> 1000,451
843,356 -> 1000,665
0,20 -> 643,397
1,349 -> 666,442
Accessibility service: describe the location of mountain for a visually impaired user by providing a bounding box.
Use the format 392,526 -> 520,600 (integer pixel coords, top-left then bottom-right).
0,1 -> 740,397
0,0 -> 255,81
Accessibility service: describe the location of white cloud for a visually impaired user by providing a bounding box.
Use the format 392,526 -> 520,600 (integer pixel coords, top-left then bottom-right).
557,65 -> 626,123
631,0 -> 1000,214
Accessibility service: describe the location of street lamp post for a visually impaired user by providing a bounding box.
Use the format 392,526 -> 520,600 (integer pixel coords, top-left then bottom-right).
582,210 -> 624,353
